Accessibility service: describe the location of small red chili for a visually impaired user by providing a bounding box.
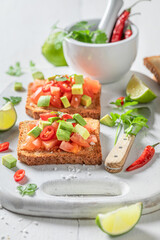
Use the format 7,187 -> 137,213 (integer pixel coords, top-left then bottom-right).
117,96 -> 125,106
0,142 -> 9,152
57,82 -> 71,92
42,81 -> 54,92
111,0 -> 150,43
14,169 -> 25,182
125,25 -> 132,39
40,125 -> 55,141
126,142 -> 160,171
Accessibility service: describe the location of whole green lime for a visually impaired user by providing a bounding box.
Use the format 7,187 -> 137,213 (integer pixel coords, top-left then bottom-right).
42,31 -> 67,67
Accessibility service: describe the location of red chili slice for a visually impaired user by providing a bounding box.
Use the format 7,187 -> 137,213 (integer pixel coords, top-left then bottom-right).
0,142 -> 9,152
14,169 -> 25,182
42,81 -> 54,92
62,114 -> 73,120
40,113 -> 58,121
40,126 -> 55,141
57,82 -> 71,92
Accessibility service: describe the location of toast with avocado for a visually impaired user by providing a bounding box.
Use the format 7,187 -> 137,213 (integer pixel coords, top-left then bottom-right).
17,112 -> 102,165
25,75 -> 101,120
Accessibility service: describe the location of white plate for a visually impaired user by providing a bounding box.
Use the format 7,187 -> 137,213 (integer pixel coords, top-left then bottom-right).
0,70 -> 160,218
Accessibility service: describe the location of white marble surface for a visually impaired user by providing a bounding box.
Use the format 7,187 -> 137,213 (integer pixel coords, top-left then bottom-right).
0,0 -> 160,239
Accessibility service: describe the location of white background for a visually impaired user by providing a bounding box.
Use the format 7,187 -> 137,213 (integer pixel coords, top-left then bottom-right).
0,0 -> 160,239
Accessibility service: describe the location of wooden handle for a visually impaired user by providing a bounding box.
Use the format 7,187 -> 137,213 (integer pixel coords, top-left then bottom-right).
105,134 -> 135,173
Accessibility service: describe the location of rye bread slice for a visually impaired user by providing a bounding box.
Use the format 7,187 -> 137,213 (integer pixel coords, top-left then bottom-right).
25,83 -> 101,119
17,118 -> 102,165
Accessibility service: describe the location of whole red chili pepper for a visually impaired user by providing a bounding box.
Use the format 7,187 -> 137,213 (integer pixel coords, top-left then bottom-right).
111,0 -> 151,43
111,9 -> 130,43
126,142 -> 160,171
125,25 -> 132,39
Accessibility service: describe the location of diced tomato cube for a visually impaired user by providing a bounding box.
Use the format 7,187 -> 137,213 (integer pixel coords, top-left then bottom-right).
84,123 -> 96,133
32,137 -> 43,149
21,136 -> 36,151
50,86 -> 61,98
42,139 -> 61,151
71,95 -> 82,108
87,135 -> 97,144
40,113 -> 57,121
31,80 -> 45,92
30,87 -> 43,104
63,92 -> 72,102
70,133 -> 90,147
50,96 -> 62,108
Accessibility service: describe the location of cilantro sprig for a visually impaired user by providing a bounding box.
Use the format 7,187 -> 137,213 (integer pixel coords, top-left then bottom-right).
108,109 -> 149,145
17,184 -> 37,196
110,96 -> 138,109
3,96 -> 22,105
51,21 -> 108,45
6,62 -> 23,77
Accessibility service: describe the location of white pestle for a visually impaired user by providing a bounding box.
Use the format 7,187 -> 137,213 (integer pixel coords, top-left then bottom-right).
98,0 -> 124,42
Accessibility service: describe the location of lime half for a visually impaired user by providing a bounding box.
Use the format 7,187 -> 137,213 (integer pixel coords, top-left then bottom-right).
126,74 -> 157,103
0,102 -> 17,131
96,202 -> 143,237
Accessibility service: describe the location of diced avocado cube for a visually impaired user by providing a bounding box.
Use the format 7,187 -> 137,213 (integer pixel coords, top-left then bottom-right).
39,120 -> 51,130
81,95 -> 92,107
74,74 -> 84,84
48,75 -> 56,81
72,84 -> 83,95
37,95 -> 51,107
60,96 -> 70,108
73,114 -> 86,126
58,121 -> 73,132
100,114 -> 115,127
32,71 -> 44,80
14,82 -> 23,91
2,154 -> 17,169
74,124 -> 90,140
28,126 -> 42,138
56,129 -> 71,141
48,117 -> 60,123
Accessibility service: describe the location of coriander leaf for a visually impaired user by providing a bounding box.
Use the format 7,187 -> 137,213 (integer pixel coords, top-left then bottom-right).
71,21 -> 94,31
110,112 -> 120,122
51,20 -> 59,30
30,61 -> 35,68
110,99 -> 122,107
6,62 -> 23,77
123,101 -> 138,108
17,184 -> 37,196
91,30 -> 107,43
55,77 -> 69,82
3,96 -> 22,105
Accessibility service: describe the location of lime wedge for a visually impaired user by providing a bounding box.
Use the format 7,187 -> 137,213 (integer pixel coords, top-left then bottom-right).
96,202 -> 143,236
0,102 -> 17,131
126,74 -> 157,103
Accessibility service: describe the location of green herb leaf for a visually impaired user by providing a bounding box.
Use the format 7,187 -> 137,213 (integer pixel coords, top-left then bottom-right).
6,62 -> 23,76
91,30 -> 108,43
55,77 -> 69,82
110,96 -> 138,109
3,96 -> 22,105
17,184 -> 37,196
29,60 -> 35,68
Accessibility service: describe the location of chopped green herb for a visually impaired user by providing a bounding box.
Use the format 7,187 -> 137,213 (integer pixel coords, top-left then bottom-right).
3,96 -> 22,105
103,109 -> 149,145
17,184 -> 37,196
29,60 -> 36,68
55,76 -> 69,82
110,96 -> 138,109
6,62 -> 23,76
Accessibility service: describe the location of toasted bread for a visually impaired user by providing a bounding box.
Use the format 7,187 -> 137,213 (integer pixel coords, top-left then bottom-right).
144,56 -> 160,84
25,83 -> 101,119
17,118 -> 102,165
